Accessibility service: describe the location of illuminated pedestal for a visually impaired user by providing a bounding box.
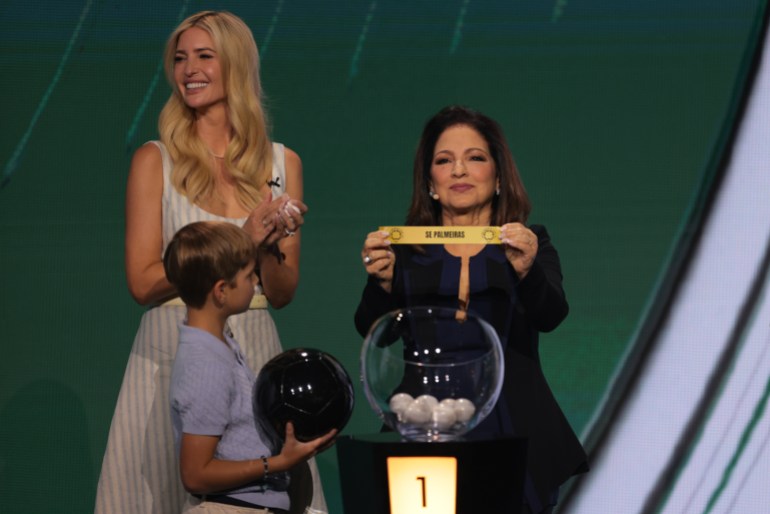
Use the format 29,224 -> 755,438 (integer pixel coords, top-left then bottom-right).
336,433 -> 527,514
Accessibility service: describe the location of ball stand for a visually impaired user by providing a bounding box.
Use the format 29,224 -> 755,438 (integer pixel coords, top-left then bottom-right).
336,433 -> 528,514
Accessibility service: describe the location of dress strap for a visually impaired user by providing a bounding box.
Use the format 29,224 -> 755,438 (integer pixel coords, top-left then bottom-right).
269,142 -> 286,197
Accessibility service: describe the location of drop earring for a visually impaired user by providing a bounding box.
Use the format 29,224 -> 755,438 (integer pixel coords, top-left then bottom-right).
429,190 -> 439,200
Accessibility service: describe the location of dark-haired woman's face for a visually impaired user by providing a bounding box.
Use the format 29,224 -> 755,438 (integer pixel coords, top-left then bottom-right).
429,124 -> 498,224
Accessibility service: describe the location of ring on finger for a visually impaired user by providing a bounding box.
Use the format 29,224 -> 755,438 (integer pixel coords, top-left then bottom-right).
363,255 -> 372,265
284,228 -> 296,237
262,218 -> 270,227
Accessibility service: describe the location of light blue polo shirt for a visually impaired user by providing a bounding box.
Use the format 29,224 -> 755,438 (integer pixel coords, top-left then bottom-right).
170,322 -> 289,510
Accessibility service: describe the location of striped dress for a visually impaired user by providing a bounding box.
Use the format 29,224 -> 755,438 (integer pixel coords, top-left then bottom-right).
95,141 -> 327,514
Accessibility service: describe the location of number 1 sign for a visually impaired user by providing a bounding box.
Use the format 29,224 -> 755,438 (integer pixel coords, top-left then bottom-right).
386,456 -> 458,514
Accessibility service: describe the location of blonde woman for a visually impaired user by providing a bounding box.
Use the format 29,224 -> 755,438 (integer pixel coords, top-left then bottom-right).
96,11 -> 327,514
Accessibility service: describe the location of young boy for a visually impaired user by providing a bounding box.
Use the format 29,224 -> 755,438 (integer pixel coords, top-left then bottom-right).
164,221 -> 335,513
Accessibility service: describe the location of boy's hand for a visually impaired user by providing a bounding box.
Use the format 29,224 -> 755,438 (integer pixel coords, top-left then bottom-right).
273,422 -> 337,473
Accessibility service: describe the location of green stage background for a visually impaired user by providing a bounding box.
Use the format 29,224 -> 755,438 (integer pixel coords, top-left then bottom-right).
0,1 -> 765,512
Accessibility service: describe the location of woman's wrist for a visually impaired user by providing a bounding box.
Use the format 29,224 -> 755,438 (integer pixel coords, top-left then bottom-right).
257,241 -> 285,265
376,278 -> 392,293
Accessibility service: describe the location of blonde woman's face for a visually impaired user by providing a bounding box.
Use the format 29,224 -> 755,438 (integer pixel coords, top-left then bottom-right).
174,27 -> 226,111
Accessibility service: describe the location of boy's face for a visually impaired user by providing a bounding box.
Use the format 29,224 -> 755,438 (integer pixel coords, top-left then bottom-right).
226,260 -> 257,314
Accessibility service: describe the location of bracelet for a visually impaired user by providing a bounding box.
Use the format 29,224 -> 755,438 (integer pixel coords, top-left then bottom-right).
261,456 -> 269,478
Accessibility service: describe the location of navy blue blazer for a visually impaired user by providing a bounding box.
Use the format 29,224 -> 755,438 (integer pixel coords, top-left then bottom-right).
354,225 -> 588,509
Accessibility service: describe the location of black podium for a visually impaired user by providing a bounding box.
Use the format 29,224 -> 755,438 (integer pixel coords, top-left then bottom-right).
336,433 -> 528,514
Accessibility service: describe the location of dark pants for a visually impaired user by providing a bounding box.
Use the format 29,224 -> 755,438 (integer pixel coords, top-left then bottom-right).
522,506 -> 554,514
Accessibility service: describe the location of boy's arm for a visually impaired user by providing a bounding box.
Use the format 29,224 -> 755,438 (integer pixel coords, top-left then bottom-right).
179,434 -> 265,493
178,423 -> 337,495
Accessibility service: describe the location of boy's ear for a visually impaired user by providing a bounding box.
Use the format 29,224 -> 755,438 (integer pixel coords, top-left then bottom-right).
212,278 -> 228,305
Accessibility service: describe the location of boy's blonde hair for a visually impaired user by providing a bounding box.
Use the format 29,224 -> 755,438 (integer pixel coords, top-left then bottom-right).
159,10 -> 272,210
163,221 -> 255,308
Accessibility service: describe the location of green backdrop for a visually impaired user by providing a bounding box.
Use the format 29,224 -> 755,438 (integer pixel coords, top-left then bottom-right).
0,1 -> 765,512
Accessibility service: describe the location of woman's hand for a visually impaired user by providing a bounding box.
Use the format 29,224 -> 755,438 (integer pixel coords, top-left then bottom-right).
242,193 -> 288,247
501,222 -> 538,279
273,195 -> 308,240
361,230 -> 395,292
243,194 -> 307,247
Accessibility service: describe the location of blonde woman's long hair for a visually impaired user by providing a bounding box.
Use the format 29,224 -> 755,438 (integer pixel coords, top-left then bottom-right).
159,11 -> 272,210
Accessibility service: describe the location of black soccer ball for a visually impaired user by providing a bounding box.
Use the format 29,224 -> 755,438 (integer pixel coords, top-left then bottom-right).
254,348 -> 355,443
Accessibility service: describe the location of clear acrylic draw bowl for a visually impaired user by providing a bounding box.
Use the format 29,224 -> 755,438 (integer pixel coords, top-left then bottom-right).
361,306 -> 504,442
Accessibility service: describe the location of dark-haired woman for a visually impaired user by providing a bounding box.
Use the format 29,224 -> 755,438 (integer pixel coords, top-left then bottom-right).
355,105 -> 588,514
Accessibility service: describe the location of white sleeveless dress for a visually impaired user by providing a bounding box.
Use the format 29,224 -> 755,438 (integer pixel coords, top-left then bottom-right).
95,142 -> 327,514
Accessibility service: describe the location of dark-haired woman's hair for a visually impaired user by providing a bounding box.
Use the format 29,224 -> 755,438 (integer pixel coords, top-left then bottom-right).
405,105 -> 531,226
